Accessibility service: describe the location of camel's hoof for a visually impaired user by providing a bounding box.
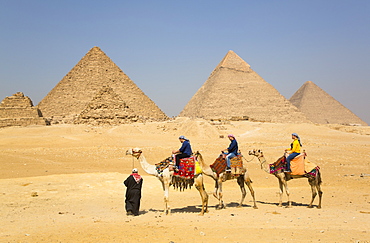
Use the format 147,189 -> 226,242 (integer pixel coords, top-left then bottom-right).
278,204 -> 283,207
199,213 -> 204,216
285,205 -> 292,208
307,205 -> 314,208
317,206 -> 322,209
253,206 -> 258,209
236,205 -> 242,208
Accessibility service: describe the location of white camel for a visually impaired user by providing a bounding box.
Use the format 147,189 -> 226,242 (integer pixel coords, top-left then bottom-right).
195,151 -> 258,209
249,149 -> 323,208
125,148 -> 209,215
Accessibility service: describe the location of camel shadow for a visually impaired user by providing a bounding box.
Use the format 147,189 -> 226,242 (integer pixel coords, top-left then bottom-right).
148,205 -> 206,214
256,200 -> 312,207
224,202 -> 254,208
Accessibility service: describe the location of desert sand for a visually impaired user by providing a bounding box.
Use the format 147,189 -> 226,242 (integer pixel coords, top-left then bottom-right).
1,118 -> 369,242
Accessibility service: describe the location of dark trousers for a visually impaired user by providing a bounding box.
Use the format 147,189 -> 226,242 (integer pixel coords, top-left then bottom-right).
175,153 -> 190,167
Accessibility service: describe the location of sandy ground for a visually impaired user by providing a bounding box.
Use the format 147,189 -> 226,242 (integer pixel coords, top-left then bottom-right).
1,118 -> 370,242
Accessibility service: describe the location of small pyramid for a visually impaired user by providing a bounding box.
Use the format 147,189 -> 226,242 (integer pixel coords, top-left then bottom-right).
179,51 -> 309,123
74,86 -> 139,125
290,81 -> 367,125
0,92 -> 47,127
38,47 -> 168,124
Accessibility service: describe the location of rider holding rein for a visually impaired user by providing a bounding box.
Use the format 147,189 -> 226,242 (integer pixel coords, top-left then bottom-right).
285,133 -> 302,173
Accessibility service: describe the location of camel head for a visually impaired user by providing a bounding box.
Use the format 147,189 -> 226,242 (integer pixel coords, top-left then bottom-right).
126,148 -> 142,159
248,149 -> 263,157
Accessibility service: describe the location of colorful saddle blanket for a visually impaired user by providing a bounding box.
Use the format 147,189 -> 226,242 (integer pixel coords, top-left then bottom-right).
269,154 -> 320,176
210,154 -> 244,175
174,157 -> 196,179
155,157 -> 173,175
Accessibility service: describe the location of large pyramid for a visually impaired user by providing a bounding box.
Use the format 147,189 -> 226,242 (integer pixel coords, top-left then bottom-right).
179,51 -> 309,123
38,47 -> 168,123
289,81 -> 367,125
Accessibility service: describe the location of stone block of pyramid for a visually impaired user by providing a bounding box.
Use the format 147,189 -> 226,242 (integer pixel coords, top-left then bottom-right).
179,51 -> 309,123
290,81 -> 367,125
37,47 -> 168,124
0,92 -> 47,127
74,86 -> 140,125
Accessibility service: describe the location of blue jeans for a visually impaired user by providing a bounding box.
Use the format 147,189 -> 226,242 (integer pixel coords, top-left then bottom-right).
226,153 -> 237,168
286,152 -> 299,171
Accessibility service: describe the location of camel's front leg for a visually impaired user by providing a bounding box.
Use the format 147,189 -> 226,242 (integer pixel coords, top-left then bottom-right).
161,177 -> 171,215
283,179 -> 291,208
237,176 -> 246,208
277,178 -> 284,207
216,177 -> 225,209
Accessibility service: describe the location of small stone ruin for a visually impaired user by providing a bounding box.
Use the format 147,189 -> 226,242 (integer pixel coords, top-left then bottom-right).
0,92 -> 47,128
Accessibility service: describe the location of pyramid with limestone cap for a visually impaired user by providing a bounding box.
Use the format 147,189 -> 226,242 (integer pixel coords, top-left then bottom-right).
38,46 -> 168,124
289,81 -> 367,125
179,51 -> 309,123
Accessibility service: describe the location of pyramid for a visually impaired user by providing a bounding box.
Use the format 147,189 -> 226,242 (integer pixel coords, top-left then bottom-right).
38,47 -> 168,123
289,81 -> 367,125
179,51 -> 310,123
0,92 -> 47,127
74,86 -> 139,125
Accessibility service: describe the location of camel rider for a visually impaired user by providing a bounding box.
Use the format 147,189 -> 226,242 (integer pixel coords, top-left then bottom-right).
172,135 -> 192,169
284,133 -> 302,173
223,134 -> 238,172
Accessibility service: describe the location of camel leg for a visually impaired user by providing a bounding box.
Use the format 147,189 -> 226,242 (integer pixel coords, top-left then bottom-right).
213,179 -> 220,200
277,177 -> 284,207
244,175 -> 258,209
216,177 -> 225,209
195,175 -> 209,215
161,178 -> 171,215
283,179 -> 291,208
307,178 -> 317,208
237,176 -> 246,208
308,174 -> 323,209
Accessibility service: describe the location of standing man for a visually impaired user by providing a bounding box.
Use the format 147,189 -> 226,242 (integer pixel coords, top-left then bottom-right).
123,168 -> 143,216
172,135 -> 192,169
224,134 -> 238,172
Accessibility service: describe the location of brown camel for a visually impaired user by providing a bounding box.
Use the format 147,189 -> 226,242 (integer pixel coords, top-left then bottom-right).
194,151 -> 258,209
248,149 -> 322,208
126,148 -> 209,215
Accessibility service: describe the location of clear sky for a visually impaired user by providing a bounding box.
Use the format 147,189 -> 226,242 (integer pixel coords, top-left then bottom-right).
1,0 -> 369,124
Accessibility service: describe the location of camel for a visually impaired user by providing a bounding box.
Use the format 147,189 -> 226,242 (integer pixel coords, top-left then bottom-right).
125,148 -> 209,215
194,151 -> 258,209
248,149 -> 322,208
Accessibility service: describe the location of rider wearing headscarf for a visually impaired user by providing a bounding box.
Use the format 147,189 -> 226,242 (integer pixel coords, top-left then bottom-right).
172,135 -> 192,168
285,133 -> 302,172
224,134 -> 238,172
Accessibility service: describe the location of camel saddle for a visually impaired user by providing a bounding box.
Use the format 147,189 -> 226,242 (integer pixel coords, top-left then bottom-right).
174,157 -> 196,179
269,153 -> 319,176
210,154 -> 244,176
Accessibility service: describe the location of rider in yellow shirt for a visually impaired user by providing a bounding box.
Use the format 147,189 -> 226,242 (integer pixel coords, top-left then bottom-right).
285,133 -> 302,172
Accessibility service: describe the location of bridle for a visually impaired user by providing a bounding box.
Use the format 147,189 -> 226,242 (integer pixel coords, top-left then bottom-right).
131,149 -> 142,159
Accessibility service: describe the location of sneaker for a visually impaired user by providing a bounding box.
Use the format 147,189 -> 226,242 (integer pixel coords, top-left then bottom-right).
225,167 -> 231,172
284,170 -> 291,173
126,210 -> 133,216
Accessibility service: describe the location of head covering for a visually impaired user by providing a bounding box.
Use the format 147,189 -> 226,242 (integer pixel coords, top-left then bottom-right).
291,133 -> 302,146
228,134 -> 235,138
179,135 -> 188,140
132,168 -> 138,173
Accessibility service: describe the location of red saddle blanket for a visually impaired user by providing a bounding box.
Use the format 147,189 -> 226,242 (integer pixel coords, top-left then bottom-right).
174,157 -> 195,179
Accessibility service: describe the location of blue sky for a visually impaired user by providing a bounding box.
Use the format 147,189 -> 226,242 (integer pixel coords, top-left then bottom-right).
1,0 -> 369,124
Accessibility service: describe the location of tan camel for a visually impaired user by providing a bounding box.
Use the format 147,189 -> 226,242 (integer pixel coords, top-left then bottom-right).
248,149 -> 322,208
126,148 -> 209,215
194,151 -> 258,209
